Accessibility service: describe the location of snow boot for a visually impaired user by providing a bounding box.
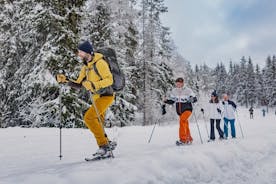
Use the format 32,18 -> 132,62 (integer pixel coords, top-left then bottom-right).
207,139 -> 215,142
93,145 -> 112,157
176,140 -> 192,146
109,140 -> 117,151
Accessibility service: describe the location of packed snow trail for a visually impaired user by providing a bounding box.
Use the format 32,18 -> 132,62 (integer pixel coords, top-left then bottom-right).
0,108 -> 276,184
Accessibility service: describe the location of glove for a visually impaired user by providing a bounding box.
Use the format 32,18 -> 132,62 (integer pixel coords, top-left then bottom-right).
68,81 -> 82,89
185,97 -> 192,103
187,96 -> 197,103
82,80 -> 95,92
217,108 -> 222,114
161,104 -> 166,115
56,74 -> 68,83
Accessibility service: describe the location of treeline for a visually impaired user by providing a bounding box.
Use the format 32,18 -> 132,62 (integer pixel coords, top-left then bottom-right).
194,56 -> 276,108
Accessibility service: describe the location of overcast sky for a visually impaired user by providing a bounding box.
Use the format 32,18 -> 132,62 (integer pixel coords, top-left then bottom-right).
161,0 -> 276,67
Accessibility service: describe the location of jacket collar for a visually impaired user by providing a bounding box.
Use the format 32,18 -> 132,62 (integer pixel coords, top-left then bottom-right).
86,53 -> 104,67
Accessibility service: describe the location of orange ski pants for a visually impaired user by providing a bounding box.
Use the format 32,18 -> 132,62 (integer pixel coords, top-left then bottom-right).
179,111 -> 193,142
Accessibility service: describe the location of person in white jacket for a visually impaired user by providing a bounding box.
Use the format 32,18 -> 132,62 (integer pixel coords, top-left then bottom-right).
222,93 -> 237,139
208,91 -> 224,141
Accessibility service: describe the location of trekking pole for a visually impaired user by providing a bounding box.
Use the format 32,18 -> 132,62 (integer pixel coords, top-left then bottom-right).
148,104 -> 166,143
148,119 -> 159,143
235,110 -> 244,139
193,110 -> 203,144
58,85 -> 63,160
89,91 -> 114,158
201,110 -> 210,139
219,112 -> 228,138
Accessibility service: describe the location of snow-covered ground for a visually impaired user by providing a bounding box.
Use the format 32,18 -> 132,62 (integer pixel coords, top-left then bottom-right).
0,108 -> 276,184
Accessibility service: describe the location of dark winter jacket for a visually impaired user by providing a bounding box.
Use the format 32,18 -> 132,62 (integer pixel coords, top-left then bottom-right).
164,87 -> 197,116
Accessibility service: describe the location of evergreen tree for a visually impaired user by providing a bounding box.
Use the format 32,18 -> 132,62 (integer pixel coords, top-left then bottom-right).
213,63 -> 228,96
0,0 -> 85,127
236,56 -> 248,106
255,64 -> 265,106
247,57 -> 256,107
139,0 -> 174,125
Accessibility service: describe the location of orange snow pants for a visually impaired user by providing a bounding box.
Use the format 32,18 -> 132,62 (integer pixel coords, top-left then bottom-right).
84,95 -> 114,147
179,111 -> 193,142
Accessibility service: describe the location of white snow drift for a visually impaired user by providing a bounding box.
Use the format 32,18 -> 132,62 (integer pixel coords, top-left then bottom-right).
0,108 -> 276,184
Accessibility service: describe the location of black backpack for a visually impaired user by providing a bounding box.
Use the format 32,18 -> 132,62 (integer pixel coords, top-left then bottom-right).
94,48 -> 125,92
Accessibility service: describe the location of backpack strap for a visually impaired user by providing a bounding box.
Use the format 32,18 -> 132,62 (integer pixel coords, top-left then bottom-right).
85,57 -> 103,80
93,62 -> 102,80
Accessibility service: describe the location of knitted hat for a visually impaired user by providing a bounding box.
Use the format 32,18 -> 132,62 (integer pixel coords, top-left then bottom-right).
211,90 -> 218,97
175,77 -> 184,83
78,41 -> 93,55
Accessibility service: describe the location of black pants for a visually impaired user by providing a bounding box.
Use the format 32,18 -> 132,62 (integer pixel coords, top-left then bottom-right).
210,119 -> 224,140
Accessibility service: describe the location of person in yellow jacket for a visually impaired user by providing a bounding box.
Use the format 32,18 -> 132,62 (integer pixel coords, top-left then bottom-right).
56,41 -> 116,157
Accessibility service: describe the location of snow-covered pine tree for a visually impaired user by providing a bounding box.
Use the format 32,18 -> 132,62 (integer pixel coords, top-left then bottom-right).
196,64 -> 215,93
246,57 -> 256,107
139,0 -> 174,125
271,55 -> 276,106
108,0 -> 139,126
263,55 -> 276,107
212,63 -> 228,96
255,64 -> 265,106
0,0 -> 86,127
236,56 -> 248,106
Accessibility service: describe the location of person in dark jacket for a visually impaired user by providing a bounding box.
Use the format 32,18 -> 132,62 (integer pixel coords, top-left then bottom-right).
208,91 -> 224,141
249,107 -> 254,119
262,109 -> 266,117
163,77 -> 197,145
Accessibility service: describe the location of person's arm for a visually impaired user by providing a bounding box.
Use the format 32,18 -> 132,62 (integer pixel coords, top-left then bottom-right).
75,66 -> 87,84
68,80 -> 82,89
56,67 -> 85,89
164,99 -> 175,104
217,103 -> 223,114
66,66 -> 86,89
187,88 -> 197,103
228,100 -> 237,109
164,89 -> 176,104
218,102 -> 225,117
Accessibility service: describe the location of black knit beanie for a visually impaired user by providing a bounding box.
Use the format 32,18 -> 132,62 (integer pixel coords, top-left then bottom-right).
78,41 -> 94,55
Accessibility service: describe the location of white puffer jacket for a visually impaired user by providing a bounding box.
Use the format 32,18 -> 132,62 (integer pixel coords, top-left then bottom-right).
166,87 -> 196,115
169,87 -> 195,103
209,102 -> 223,120
222,100 -> 237,120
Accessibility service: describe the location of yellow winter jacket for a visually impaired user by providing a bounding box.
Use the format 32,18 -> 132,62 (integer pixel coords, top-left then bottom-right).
75,53 -> 114,100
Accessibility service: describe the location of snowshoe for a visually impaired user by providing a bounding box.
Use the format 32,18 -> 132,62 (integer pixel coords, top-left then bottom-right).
207,139 -> 215,142
109,140 -> 117,151
92,144 -> 113,157
85,152 -> 113,162
176,140 -> 192,146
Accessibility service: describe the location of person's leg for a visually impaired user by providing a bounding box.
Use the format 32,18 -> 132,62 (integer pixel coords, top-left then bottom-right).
210,119 -> 215,140
179,111 -> 192,142
186,117 -> 193,142
83,96 -> 115,146
224,118 -> 229,138
216,119 -> 224,138
230,119 -> 236,138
